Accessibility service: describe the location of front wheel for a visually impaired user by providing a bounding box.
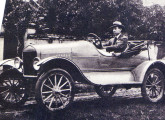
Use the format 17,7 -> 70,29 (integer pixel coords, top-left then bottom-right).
0,69 -> 28,107
35,68 -> 75,112
95,85 -> 117,99
141,68 -> 165,103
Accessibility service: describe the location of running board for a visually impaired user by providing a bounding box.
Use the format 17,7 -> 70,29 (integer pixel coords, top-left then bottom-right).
83,71 -> 142,85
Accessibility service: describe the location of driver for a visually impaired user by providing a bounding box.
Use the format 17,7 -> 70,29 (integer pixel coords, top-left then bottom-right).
103,21 -> 128,54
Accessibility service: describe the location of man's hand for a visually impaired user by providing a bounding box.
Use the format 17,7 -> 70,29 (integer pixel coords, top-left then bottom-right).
112,52 -> 121,57
94,39 -> 100,45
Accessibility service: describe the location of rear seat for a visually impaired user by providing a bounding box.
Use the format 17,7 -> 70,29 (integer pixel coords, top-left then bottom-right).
120,41 -> 148,58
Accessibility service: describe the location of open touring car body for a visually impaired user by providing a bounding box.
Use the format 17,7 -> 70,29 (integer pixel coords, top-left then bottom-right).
1,40 -> 164,85
0,39 -> 165,112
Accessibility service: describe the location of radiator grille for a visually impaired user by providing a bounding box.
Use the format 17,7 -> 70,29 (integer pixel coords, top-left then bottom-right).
23,51 -> 37,75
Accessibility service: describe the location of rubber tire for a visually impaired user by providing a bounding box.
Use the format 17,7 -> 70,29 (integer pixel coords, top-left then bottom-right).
0,69 -> 28,107
141,68 -> 165,103
35,68 -> 75,112
95,85 -> 117,99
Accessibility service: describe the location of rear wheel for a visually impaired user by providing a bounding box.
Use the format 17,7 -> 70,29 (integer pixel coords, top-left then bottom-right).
0,69 -> 28,107
95,85 -> 117,99
35,68 -> 75,112
141,68 -> 165,103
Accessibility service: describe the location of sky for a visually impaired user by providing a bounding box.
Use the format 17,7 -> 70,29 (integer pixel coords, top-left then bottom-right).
143,0 -> 165,6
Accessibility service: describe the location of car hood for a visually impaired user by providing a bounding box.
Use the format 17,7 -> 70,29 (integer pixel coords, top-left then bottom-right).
23,41 -> 98,59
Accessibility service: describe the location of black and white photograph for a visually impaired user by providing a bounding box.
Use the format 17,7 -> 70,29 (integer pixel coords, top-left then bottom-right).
0,0 -> 165,119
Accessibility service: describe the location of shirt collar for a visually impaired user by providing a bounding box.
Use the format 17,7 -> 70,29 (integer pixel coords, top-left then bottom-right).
115,33 -> 121,39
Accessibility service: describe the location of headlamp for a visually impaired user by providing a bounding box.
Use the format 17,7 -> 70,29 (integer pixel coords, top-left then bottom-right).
33,57 -> 40,70
14,57 -> 22,69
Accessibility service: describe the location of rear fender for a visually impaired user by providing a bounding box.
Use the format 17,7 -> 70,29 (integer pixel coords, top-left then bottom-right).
132,60 -> 165,83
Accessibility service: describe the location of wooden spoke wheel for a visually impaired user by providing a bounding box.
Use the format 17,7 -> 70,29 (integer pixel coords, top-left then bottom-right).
141,68 -> 165,103
35,68 -> 75,112
0,70 -> 28,107
95,85 -> 117,99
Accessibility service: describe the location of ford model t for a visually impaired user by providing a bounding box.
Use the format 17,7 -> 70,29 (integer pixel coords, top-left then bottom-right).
0,33 -> 165,112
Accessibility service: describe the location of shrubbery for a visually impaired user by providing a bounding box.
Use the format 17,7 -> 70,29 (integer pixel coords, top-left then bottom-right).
3,0 -> 165,58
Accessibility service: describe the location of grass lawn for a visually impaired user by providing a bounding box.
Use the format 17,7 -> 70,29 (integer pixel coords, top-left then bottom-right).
0,86 -> 165,120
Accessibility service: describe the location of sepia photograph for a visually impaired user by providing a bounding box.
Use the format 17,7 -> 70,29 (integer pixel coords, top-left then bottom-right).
0,0 -> 165,119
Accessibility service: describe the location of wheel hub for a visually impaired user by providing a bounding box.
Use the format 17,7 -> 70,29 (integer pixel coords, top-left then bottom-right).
151,82 -> 158,89
52,87 -> 61,96
9,85 -> 18,93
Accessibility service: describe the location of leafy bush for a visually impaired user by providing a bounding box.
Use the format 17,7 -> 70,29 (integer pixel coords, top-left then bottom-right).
3,0 -> 165,58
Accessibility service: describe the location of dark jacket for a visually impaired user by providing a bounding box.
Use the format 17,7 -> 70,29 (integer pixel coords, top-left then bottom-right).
103,33 -> 128,52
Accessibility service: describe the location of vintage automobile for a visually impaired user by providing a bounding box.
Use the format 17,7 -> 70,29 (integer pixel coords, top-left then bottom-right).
0,33 -> 165,112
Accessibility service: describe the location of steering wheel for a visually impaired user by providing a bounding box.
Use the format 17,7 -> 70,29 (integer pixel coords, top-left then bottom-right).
87,33 -> 102,49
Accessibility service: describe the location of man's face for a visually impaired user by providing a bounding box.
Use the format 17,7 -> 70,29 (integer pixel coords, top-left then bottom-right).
113,26 -> 122,36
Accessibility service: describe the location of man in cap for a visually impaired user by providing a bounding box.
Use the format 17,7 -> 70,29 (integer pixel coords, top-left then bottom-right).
103,21 -> 128,54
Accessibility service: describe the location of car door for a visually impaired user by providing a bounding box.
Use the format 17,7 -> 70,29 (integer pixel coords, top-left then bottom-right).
99,49 -> 150,71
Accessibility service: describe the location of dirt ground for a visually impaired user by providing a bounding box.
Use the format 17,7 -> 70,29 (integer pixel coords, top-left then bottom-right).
1,87 -> 165,120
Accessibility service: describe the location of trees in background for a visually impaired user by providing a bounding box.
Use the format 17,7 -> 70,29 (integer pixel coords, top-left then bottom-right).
3,0 -> 31,58
3,0 -> 46,58
2,0 -> 165,58
41,0 -> 165,40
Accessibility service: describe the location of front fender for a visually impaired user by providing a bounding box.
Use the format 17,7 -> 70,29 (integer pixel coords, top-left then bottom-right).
37,57 -> 58,66
0,68 -> 23,80
37,56 -> 79,73
0,59 -> 23,73
0,59 -> 15,67
36,56 -> 78,70
132,60 -> 165,83
36,57 -> 93,84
